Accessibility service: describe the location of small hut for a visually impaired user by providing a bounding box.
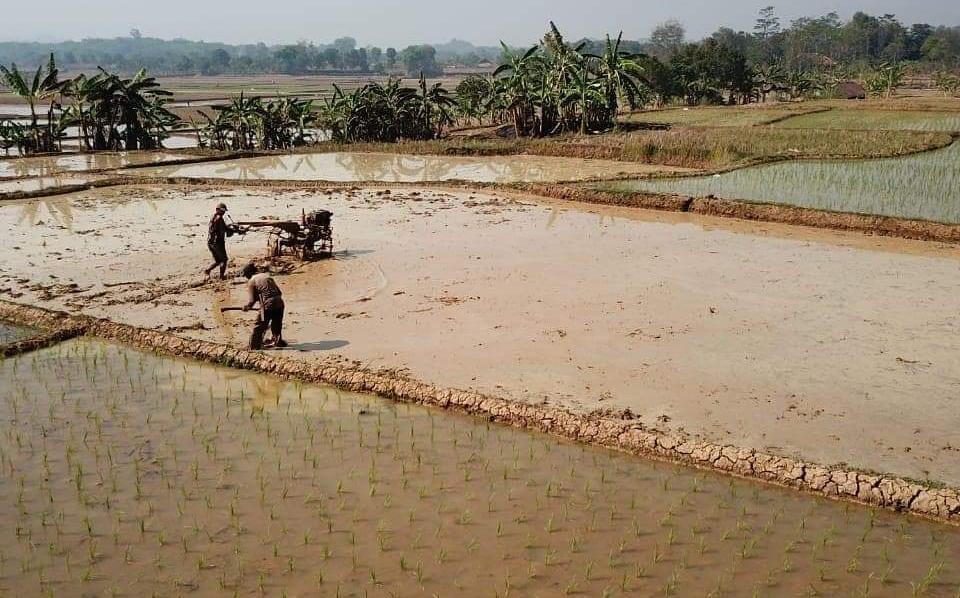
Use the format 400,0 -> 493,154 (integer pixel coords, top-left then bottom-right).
835,81 -> 866,100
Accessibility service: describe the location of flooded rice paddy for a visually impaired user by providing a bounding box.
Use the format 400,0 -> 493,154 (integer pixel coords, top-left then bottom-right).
130,152 -> 683,183
774,110 -> 960,132
0,152 -> 188,178
598,142 -> 960,223
5,185 -> 960,486
0,175 -> 100,196
1,339 -> 958,597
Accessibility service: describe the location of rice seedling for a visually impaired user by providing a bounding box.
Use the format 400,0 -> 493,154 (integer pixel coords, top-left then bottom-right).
599,141 -> 960,224
0,339 -> 957,596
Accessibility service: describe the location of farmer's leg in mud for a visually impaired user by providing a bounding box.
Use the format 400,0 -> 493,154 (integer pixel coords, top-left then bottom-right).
269,299 -> 286,348
205,242 -> 229,279
249,300 -> 285,349
249,312 -> 269,350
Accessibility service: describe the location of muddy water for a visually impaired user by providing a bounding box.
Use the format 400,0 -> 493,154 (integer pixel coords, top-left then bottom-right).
1,339 -> 958,597
131,152 -> 683,183
0,152 -> 188,178
0,175 -> 100,195
600,142 -> 960,223
0,322 -> 33,343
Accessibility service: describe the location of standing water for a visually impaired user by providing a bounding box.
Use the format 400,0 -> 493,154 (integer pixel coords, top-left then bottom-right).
598,142 -> 960,223
0,339 -> 958,596
130,151 -> 685,183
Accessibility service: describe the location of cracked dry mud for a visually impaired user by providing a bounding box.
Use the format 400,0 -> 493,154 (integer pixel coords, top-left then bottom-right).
2,183 -> 959,496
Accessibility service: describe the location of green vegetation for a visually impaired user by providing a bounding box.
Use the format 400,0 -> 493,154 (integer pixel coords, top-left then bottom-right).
596,141 -> 960,223
625,104 -> 821,127
318,75 -> 455,142
1,55 -> 179,153
198,95 -> 316,150
1,338 -> 958,595
773,108 -> 960,132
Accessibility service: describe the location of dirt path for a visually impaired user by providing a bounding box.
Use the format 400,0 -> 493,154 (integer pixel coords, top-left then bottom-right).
3,184 -> 960,487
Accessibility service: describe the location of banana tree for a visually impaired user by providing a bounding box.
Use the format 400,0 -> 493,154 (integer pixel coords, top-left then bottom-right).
62,73 -> 105,151
561,65 -> 606,134
587,32 -> 647,127
412,73 -> 456,139
493,44 -> 542,136
0,53 -> 66,153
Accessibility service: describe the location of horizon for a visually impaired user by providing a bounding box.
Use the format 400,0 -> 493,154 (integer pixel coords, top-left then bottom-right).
3,1 -> 959,48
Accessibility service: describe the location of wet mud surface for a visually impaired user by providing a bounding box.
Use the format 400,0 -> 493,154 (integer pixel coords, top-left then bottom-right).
1,338 -> 958,596
129,152 -> 691,183
3,185 -> 960,490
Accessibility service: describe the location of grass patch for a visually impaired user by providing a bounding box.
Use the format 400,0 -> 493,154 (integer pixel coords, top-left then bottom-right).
623,104 -> 820,128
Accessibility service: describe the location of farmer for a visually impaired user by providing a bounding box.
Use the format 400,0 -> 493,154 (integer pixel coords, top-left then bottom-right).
204,202 -> 238,279
241,262 -> 287,350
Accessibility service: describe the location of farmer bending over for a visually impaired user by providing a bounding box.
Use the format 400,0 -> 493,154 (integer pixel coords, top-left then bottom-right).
242,262 -> 287,350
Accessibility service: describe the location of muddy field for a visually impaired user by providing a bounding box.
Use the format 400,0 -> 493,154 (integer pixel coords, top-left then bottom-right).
3,184 -> 960,491
0,339 -> 958,596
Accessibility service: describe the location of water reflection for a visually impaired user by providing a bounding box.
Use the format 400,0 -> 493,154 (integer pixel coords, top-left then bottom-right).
0,176 -> 97,196
134,151 -> 665,183
0,152 -> 187,178
16,197 -> 75,229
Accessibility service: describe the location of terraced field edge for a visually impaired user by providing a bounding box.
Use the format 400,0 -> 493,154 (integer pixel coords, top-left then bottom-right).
2,300 -> 958,525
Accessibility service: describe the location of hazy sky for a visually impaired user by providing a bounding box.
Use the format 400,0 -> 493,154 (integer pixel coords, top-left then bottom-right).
5,0 -> 959,47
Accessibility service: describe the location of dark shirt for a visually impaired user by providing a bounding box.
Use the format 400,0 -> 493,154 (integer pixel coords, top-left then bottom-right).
208,213 -> 228,245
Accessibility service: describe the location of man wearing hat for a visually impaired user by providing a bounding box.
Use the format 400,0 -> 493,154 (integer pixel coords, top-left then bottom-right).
204,202 -> 238,279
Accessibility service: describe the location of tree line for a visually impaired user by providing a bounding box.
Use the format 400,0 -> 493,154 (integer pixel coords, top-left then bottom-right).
0,34 -> 498,78
3,17 -> 960,155
2,10 -> 957,80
